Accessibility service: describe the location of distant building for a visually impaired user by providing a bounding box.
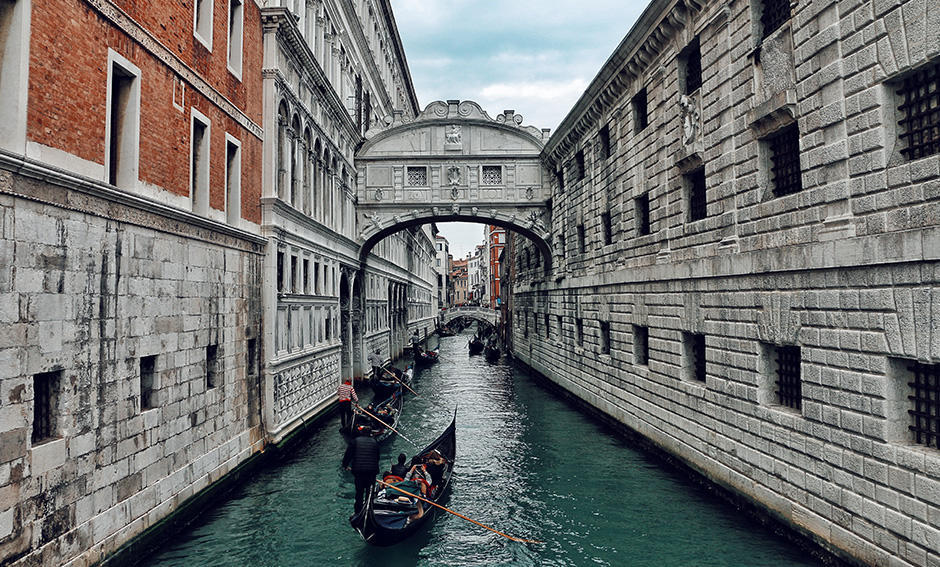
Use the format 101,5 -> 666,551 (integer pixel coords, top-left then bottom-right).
486,225 -> 506,308
434,233 -> 451,307
451,258 -> 468,305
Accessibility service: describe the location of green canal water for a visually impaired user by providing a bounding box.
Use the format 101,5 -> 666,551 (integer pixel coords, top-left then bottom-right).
140,331 -> 832,567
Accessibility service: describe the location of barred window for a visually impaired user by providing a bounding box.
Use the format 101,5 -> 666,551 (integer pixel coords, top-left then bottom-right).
482,165 -> 502,185
897,62 -> 940,160
907,361 -> 940,449
407,166 -> 427,186
774,345 -> 802,410
636,193 -> 650,235
633,88 -> 649,132
761,0 -> 791,39
768,124 -> 803,197
633,325 -> 649,366
687,167 -> 707,221
682,37 -> 702,94
140,356 -> 157,411
32,371 -> 61,444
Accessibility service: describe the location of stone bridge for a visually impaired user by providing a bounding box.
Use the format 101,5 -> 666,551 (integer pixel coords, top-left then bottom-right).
441,306 -> 499,327
355,100 -> 553,268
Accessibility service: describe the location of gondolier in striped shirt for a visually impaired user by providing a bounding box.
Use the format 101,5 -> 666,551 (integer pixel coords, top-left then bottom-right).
337,378 -> 358,428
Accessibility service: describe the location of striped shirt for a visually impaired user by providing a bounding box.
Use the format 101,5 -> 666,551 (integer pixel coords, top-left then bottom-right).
337,382 -> 358,402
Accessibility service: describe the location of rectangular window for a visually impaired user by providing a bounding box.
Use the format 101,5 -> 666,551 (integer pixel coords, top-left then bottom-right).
247,338 -> 257,377
407,166 -> 427,186
303,258 -> 310,293
314,261 -> 321,294
636,193 -> 650,235
194,0 -> 214,50
482,165 -> 502,185
577,224 -> 586,254
523,311 -> 529,338
681,37 -> 702,94
206,344 -> 219,388
576,318 -> 584,344
556,315 -> 563,341
575,150 -> 585,181
106,52 -> 141,188
601,212 -> 613,246
599,125 -> 611,160
633,325 -> 649,366
687,167 -> 707,221
227,0 -> 243,77
684,332 -> 706,382
545,314 -> 550,339
761,0 -> 792,39
633,88 -> 648,132
32,371 -> 61,444
191,110 -> 211,215
773,344 -> 802,409
277,251 -> 285,293
290,254 -> 298,293
905,361 -> 940,449
766,124 -> 802,197
556,167 -> 565,193
897,61 -> 940,161
225,136 -> 241,225
140,355 -> 156,411
600,321 -> 611,354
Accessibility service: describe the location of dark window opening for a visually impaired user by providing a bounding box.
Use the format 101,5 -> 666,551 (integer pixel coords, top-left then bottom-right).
545,314 -> 551,339
32,371 -> 61,444
636,194 -> 650,235
601,212 -> 613,245
687,333 -> 706,382
207,344 -> 219,389
682,37 -> 702,94
775,345 -> 802,410
247,338 -> 258,377
599,125 -> 611,160
577,224 -> 586,255
276,252 -> 285,293
907,361 -> 940,449
633,88 -> 649,132
634,325 -> 649,366
108,66 -> 134,186
575,149 -> 585,181
897,62 -> 940,160
761,0 -> 792,39
687,167 -> 707,221
140,356 -> 156,411
576,318 -> 584,344
768,124 -> 803,197
303,259 -> 310,294
600,321 -> 611,354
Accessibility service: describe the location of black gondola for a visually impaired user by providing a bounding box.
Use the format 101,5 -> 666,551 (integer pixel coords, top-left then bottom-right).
341,387 -> 404,443
437,326 -> 457,337
413,345 -> 440,366
349,411 -> 457,545
484,342 -> 500,361
468,336 -> 484,355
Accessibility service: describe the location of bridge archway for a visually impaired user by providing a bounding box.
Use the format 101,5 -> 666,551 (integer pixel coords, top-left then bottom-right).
355,100 -> 553,268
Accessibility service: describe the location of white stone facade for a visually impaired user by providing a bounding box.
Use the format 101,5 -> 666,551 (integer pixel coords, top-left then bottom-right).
512,0 -> 940,566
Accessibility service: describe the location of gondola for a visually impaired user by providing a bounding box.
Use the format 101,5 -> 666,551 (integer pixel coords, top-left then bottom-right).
436,326 -> 457,337
349,411 -> 457,545
413,345 -> 440,366
484,341 -> 500,361
467,336 -> 484,355
341,387 -> 404,443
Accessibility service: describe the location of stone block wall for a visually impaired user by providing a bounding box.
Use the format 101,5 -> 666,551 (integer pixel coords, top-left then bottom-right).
517,0 -> 940,565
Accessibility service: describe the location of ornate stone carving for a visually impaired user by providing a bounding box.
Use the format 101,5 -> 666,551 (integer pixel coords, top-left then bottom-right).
679,94 -> 700,145
451,187 -> 460,200
447,166 -> 461,185
451,204 -> 460,215
471,207 -> 478,216
374,188 -> 384,201
526,187 -> 535,200
364,212 -> 382,230
526,210 -> 545,232
445,125 -> 462,145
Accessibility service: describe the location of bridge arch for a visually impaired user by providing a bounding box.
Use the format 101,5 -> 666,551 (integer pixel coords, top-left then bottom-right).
355,100 -> 553,268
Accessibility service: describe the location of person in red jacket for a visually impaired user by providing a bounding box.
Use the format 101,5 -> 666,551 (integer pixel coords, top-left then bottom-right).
337,379 -> 358,428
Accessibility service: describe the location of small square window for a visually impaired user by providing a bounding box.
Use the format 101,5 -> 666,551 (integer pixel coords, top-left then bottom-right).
767,344 -> 802,409
684,332 -> 706,382
407,166 -> 428,186
482,165 -> 502,185
905,361 -> 940,449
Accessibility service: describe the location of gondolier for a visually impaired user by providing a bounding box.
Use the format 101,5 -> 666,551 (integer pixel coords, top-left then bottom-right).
368,349 -> 384,380
343,426 -> 380,514
337,379 -> 358,428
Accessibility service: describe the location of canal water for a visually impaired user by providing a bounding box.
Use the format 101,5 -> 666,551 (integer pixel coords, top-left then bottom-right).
141,329 -> 831,567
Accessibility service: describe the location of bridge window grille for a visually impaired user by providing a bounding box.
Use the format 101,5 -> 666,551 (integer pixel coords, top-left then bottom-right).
600,321 -> 611,354
32,370 -> 61,444
407,166 -> 427,186
760,0 -> 791,39
774,345 -> 802,410
768,124 -> 803,197
687,167 -> 707,221
681,37 -> 702,94
633,325 -> 649,366
482,166 -> 502,185
907,361 -> 940,449
633,88 -> 648,132
599,125 -> 611,160
636,194 -> 650,235
897,62 -> 940,160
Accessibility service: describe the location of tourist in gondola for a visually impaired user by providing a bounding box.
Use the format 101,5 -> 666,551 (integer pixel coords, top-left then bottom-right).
336,378 -> 358,428
390,453 -> 408,479
343,426 -> 380,514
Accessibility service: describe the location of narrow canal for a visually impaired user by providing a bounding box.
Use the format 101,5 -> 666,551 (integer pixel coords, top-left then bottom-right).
141,329 -> 831,567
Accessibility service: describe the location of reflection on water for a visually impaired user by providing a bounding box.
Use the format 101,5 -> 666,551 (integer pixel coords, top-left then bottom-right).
141,331 -> 829,567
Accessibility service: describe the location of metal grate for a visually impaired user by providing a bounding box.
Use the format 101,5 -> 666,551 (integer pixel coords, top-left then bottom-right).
775,345 -> 802,410
684,38 -> 702,93
688,168 -> 707,221
769,125 -> 803,197
897,62 -> 940,160
908,362 -> 940,449
636,194 -> 650,235
482,166 -> 502,185
761,0 -> 791,39
407,167 -> 427,186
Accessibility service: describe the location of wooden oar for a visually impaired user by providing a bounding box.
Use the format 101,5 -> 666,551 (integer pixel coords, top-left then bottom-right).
377,480 -> 542,544
355,404 -> 418,448
382,367 -> 420,397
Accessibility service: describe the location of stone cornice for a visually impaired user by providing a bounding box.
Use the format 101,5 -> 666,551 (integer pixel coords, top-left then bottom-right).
543,0 -> 703,166
83,0 -> 263,141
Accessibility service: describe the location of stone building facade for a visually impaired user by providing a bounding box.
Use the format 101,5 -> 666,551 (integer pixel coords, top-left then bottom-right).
0,1 -> 434,566
511,0 -> 940,565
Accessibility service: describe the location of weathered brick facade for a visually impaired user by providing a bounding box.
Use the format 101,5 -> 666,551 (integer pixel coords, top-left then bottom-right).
513,0 -> 940,565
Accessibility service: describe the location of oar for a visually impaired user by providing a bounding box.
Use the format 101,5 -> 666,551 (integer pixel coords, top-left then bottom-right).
355,404 -> 419,448
382,367 -> 420,397
377,480 -> 542,544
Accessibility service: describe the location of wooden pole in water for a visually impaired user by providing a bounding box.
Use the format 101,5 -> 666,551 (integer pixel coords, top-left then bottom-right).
378,480 -> 542,544
355,404 -> 418,448
381,367 -> 420,397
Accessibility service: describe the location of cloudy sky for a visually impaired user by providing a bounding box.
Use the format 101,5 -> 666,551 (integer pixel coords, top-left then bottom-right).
388,0 -> 646,258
